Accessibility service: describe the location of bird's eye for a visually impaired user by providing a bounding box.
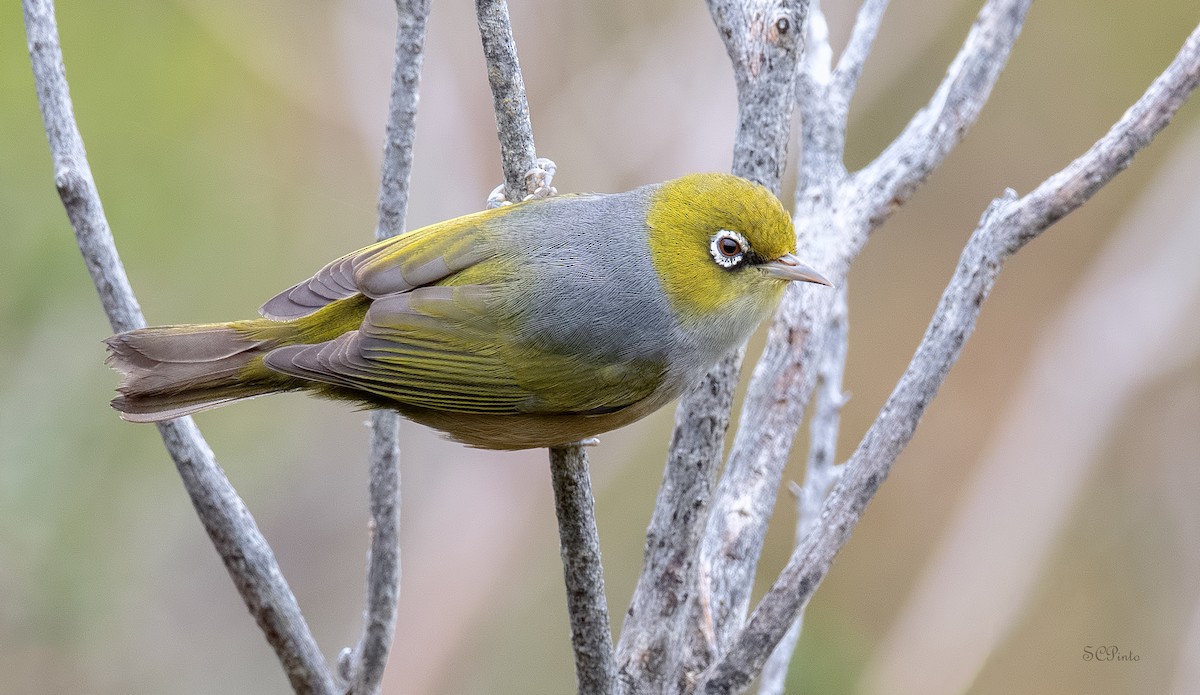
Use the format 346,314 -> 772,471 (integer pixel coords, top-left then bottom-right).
710,230 -> 749,269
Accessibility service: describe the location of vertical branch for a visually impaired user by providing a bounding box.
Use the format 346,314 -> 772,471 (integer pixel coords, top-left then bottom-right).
669,0 -> 809,681
344,3 -> 430,693
756,286 -> 847,695
374,0 -> 432,240
550,445 -> 619,695
22,1 -> 335,692
619,2 -> 810,688
476,0 -> 538,201
474,2 -> 615,693
679,1 -> 1032,687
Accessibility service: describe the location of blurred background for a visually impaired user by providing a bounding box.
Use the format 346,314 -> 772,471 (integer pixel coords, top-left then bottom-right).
2,0 -> 1199,692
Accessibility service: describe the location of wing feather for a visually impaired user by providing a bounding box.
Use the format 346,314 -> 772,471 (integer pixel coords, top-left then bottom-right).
263,283 -> 665,415
257,199 -> 667,415
259,207 -> 506,320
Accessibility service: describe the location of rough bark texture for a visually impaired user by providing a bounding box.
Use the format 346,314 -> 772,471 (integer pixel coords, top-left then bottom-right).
617,3 -> 810,691
345,1 -> 431,692
552,445 -> 620,695
695,24 -> 1200,692
475,2 -> 617,693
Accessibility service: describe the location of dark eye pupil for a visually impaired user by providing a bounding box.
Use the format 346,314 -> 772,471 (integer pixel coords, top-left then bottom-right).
719,238 -> 741,256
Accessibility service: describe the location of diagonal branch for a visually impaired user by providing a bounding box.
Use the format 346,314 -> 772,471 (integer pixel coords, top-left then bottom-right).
476,0 -> 538,202
22,1 -> 336,692
697,23 -> 1200,693
692,5 -> 1033,683
474,3 -> 616,693
340,3 -> 430,692
830,0 -> 889,100
854,0 -> 1031,229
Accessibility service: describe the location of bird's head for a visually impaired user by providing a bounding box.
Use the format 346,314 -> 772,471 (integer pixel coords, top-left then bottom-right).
645,173 -> 831,335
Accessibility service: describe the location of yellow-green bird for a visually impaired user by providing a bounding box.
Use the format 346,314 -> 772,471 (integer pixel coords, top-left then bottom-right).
106,173 -> 830,449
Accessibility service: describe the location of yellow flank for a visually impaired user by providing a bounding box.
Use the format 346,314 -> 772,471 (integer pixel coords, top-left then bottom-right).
234,294 -> 372,345
357,204 -> 516,283
646,174 -> 796,320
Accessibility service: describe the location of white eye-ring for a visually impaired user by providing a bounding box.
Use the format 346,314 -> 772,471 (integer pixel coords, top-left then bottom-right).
710,230 -> 749,269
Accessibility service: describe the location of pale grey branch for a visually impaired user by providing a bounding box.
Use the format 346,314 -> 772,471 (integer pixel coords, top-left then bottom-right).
755,285 -> 848,695
22,2 -> 336,691
474,3 -> 616,692
551,445 -> 620,695
830,0 -> 889,99
696,4 -> 1033,684
343,1 -> 430,692
854,0 -> 1031,229
697,23 -> 1200,692
620,2 -> 810,690
475,0 -> 538,202
375,0 -> 431,240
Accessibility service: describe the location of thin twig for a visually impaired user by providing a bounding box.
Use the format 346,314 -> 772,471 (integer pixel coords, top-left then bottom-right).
339,2 -> 431,692
474,2 -> 616,692
830,0 -> 890,99
22,1 -> 335,692
756,286 -> 847,695
375,0 -> 431,241
475,0 -> 537,202
551,445 -> 619,695
697,24 -> 1200,692
864,124 -> 1200,695
854,0 -> 1032,229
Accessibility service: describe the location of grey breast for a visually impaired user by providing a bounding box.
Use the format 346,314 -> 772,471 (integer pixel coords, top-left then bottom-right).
495,185 -> 677,364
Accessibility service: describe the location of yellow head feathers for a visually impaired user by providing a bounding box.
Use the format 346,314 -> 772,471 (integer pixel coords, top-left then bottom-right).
646,173 -> 798,322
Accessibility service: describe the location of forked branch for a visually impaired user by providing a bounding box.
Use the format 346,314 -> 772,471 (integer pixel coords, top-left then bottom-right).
698,22 -> 1200,692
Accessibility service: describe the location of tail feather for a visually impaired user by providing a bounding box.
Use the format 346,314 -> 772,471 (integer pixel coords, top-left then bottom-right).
106,323 -> 293,422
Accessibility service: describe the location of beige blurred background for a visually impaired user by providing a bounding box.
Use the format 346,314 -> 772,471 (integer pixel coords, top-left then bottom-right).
2,0 -> 1198,693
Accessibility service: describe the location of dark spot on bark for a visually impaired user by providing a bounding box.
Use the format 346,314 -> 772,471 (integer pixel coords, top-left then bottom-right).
858,472 -> 882,509
775,16 -> 790,34
798,571 -> 819,599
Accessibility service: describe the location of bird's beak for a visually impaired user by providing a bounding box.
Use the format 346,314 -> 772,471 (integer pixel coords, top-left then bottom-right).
760,253 -> 833,286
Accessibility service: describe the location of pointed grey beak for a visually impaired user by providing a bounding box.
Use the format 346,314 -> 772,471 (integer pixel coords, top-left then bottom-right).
760,253 -> 833,286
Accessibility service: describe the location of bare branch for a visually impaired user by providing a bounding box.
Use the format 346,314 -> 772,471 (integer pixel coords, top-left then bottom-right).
697,23 -> 1200,692
854,0 -> 1031,229
619,1 -> 810,688
474,2 -> 615,692
340,2 -> 431,692
864,124 -> 1200,695
830,0 -> 889,100
22,5 -> 337,691
550,445 -> 620,695
750,285 -> 848,695
693,4 -> 1033,680
375,0 -> 431,240
755,285 -> 848,695
475,0 -> 537,202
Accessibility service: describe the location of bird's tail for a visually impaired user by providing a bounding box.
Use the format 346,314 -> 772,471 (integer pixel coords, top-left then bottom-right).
105,321 -> 297,422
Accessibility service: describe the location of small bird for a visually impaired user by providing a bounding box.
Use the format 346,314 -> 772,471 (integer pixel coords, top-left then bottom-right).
106,173 -> 830,449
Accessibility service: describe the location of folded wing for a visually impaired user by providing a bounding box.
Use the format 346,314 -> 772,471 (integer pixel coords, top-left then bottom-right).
259,210 -> 665,415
